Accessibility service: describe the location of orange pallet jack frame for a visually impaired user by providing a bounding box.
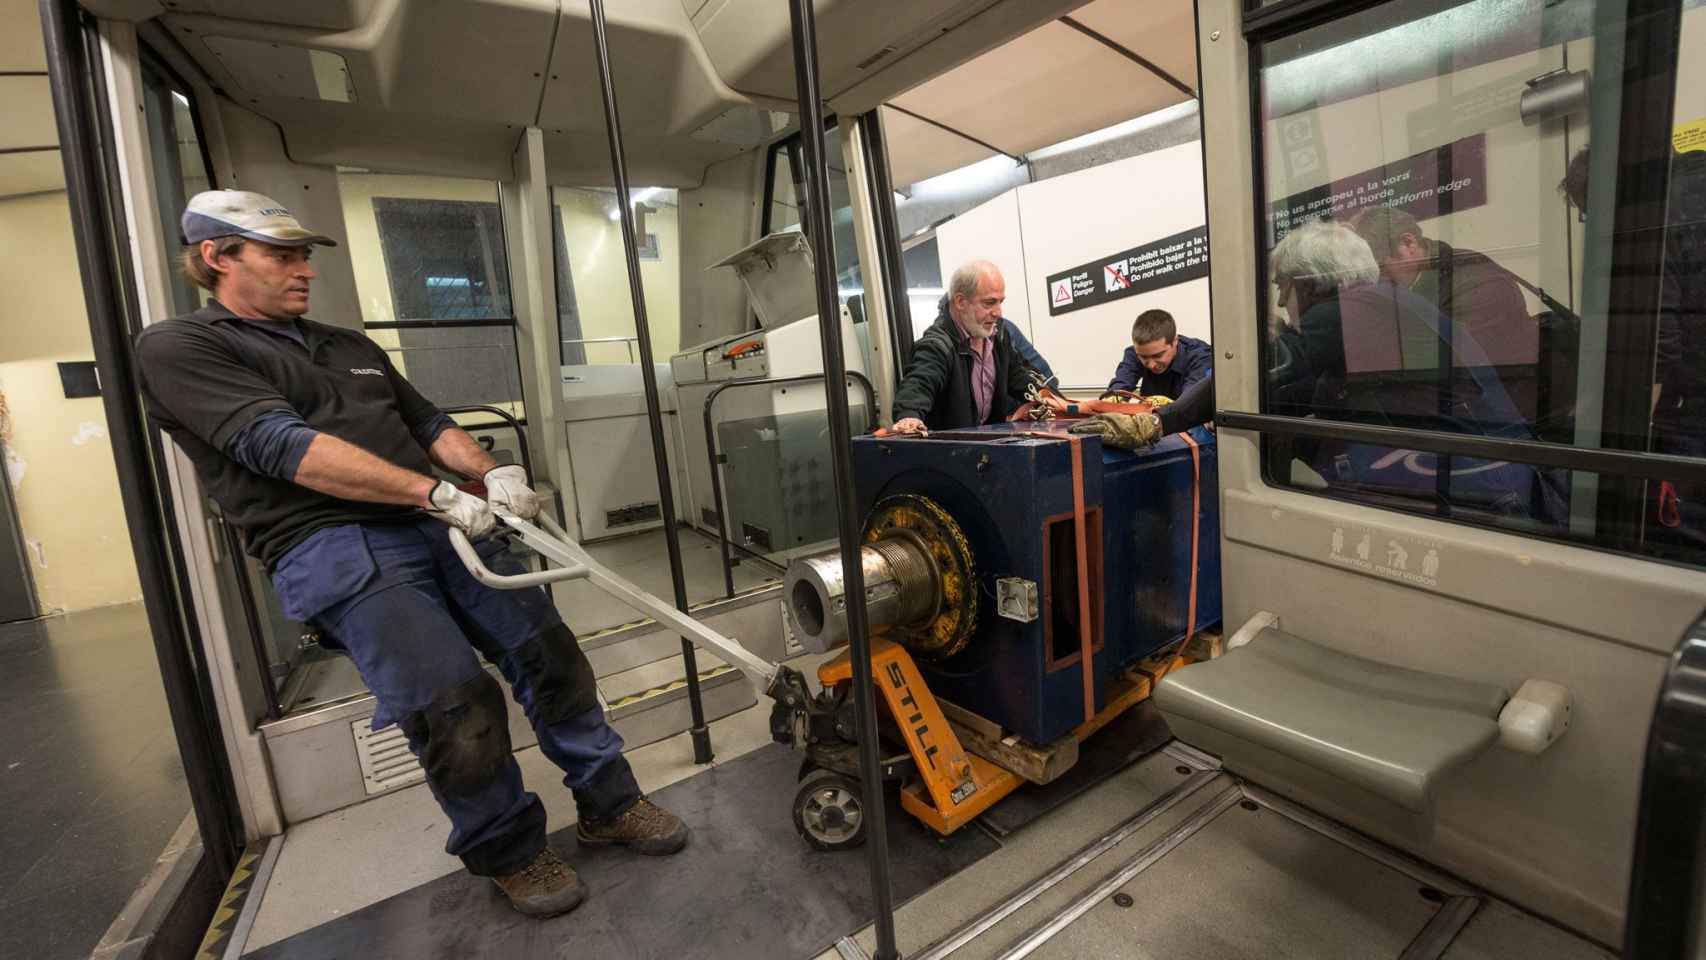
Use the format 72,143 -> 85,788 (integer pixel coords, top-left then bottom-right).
815,638 -> 1190,836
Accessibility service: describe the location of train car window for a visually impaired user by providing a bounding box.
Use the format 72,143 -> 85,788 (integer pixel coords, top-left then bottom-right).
340,173 -> 523,411
553,186 -> 680,365
1252,0 -> 1706,567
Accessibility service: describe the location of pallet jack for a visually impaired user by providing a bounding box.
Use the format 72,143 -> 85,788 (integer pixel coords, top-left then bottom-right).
454,509 -> 1191,852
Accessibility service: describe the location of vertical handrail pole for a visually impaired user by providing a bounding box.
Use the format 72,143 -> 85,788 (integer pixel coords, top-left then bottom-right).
588,0 -> 712,764
787,2 -> 900,957
858,109 -> 916,371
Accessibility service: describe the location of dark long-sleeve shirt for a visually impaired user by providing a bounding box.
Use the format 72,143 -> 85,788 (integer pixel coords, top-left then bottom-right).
1107,334 -> 1213,398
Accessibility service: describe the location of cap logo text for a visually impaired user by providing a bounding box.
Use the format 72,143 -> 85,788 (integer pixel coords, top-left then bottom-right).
350,367 -> 383,376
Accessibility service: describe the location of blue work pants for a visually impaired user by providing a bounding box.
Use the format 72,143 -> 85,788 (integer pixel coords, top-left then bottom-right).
270,519 -> 638,876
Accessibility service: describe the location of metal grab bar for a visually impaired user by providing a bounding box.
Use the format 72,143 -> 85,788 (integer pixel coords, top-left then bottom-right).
701,370 -> 877,598
453,511 -> 779,692
446,527 -> 588,589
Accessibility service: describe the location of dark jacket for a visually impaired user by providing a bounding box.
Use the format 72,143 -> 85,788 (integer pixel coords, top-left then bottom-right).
893,305 -> 1031,429
1107,334 -> 1213,398
1657,148 -> 1706,439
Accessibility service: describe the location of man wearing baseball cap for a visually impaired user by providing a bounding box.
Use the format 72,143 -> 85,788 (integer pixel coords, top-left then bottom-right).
136,190 -> 687,919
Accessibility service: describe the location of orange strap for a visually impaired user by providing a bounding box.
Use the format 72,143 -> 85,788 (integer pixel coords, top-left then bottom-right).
1178,431 -> 1202,644
1066,434 -> 1095,725
1660,481 -> 1682,528
1007,387 -> 1155,422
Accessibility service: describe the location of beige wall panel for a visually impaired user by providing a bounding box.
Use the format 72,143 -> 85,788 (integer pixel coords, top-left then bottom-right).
890,22 -> 1184,159
1,0 -> 48,71
0,194 -> 141,612
881,105 -> 996,192
931,187 -> 1027,341
555,187 -> 683,359
1067,0 -> 1198,92
0,76 -> 58,151
0,152 -> 65,200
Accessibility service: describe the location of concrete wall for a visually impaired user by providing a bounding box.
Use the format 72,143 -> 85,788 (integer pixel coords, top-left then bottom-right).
0,192 -> 142,613
932,141 -> 1212,389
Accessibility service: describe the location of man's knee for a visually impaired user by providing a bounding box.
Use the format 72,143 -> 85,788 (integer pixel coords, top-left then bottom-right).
399,672 -> 513,797
507,622 -> 600,726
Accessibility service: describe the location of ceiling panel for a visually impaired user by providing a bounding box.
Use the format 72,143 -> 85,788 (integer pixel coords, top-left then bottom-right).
695,0 -> 987,102
881,105 -> 996,190
0,76 -> 58,151
1,0 -> 47,71
541,0 -> 745,139
543,130 -> 747,188
889,21 -> 1188,159
0,151 -> 65,199
1068,0 -> 1198,95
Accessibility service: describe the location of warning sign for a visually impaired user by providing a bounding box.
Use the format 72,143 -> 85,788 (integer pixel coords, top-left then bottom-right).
1045,225 -> 1209,317
1675,116 -> 1706,155
1268,133 -> 1487,242
1051,277 -> 1074,308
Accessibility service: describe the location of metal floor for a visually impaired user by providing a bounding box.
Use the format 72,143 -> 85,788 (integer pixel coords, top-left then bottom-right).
0,603 -> 192,960
823,749 -> 1616,960
231,680 -> 1616,960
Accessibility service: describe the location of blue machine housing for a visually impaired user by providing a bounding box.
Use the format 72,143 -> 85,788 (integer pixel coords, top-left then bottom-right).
852,424 -> 1221,745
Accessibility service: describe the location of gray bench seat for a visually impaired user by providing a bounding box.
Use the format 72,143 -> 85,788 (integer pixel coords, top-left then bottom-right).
1154,627 -> 1510,813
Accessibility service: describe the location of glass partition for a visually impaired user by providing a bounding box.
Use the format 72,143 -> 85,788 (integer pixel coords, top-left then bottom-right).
1250,0 -> 1706,566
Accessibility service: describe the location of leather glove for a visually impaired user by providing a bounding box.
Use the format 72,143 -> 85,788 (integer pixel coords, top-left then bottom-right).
428,480 -> 496,538
1068,412 -> 1162,450
482,464 -> 540,520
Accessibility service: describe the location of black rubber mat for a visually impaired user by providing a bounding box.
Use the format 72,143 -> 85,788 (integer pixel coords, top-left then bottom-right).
977,701 -> 1175,837
246,743 -> 999,960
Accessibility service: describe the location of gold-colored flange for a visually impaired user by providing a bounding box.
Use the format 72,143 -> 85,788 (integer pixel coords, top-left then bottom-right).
863,494 -> 977,660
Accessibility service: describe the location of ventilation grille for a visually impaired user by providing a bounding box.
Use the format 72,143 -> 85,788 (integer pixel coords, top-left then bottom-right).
855,45 -> 898,70
354,720 -> 425,796
607,502 -> 662,529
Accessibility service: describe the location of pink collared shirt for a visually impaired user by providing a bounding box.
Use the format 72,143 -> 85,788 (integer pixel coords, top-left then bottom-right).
962,323 -> 996,424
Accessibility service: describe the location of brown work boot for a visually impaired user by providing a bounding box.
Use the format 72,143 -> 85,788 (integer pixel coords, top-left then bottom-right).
492,847 -> 586,918
576,797 -> 690,855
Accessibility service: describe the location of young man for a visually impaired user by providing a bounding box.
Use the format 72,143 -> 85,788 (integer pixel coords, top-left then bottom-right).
1105,309 -> 1213,400
136,190 -> 687,921
891,260 -> 1036,433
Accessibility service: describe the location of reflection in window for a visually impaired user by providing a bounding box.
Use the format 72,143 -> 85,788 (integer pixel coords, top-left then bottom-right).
1252,0 -> 1706,566
372,198 -> 511,321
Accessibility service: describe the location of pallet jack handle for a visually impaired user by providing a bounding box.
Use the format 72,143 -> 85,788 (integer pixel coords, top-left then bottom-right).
448,512 -> 781,694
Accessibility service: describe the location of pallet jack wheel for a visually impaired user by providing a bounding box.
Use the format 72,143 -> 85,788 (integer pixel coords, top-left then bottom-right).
793,768 -> 867,851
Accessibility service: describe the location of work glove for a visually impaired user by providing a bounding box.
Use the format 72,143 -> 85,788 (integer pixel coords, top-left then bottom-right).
482,464 -> 541,520
428,480 -> 496,538
1068,412 -> 1162,450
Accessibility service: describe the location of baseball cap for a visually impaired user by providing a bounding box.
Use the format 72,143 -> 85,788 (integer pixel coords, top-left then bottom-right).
181,190 -> 337,247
